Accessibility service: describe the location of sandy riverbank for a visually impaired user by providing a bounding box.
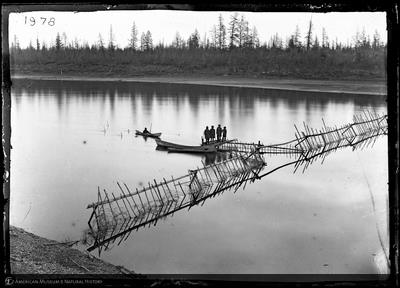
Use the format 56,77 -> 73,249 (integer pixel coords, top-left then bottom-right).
9,226 -> 135,275
11,74 -> 387,96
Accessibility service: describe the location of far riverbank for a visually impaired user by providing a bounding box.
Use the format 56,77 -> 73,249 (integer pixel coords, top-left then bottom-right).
11,74 -> 387,96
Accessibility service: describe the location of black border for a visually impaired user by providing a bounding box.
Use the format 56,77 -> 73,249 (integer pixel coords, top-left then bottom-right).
1,1 -> 399,287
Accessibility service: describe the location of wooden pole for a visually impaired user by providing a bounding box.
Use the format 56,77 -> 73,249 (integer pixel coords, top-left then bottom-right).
134,187 -> 146,210
117,182 -> 136,217
123,182 -> 140,211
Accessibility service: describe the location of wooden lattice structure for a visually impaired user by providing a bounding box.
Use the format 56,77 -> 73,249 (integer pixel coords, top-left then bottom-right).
216,111 -> 387,156
86,151 -> 266,253
85,111 -> 388,254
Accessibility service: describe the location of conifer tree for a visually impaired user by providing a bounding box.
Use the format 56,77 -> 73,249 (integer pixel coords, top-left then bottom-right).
98,33 -> 105,50
140,32 -> 146,51
188,29 -> 200,49
108,25 -> 115,51
305,18 -> 313,50
321,27 -> 329,48
210,25 -> 218,48
293,25 -> 302,48
173,31 -> 184,48
217,14 -> 226,49
62,32 -> 68,48
251,26 -> 260,48
146,31 -> 153,50
36,37 -> 40,50
129,22 -> 138,50
237,14 -> 247,48
372,30 -> 381,49
228,12 -> 239,48
55,33 -> 62,51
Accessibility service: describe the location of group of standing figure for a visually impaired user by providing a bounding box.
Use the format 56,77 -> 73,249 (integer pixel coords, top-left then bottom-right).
203,124 -> 227,144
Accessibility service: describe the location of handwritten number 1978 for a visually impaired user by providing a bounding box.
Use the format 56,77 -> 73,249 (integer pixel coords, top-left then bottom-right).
25,16 -> 55,26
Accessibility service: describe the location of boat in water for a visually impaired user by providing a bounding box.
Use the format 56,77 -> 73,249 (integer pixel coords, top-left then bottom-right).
155,138 -> 233,153
135,130 -> 162,138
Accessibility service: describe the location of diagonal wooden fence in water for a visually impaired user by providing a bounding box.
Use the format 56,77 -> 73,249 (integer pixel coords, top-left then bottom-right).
216,111 -> 387,156
261,123 -> 388,178
291,113 -> 388,173
292,111 -> 387,152
253,111 -> 388,177
86,152 -> 266,254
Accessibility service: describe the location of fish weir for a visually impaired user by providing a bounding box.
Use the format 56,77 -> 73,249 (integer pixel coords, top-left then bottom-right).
217,140 -> 302,156
217,112 -> 387,158
86,151 -> 266,253
293,112 -> 387,153
292,124 -> 387,174
85,111 -> 387,254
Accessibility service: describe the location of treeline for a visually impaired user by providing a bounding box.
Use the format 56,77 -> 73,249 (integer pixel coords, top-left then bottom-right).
10,13 -> 386,80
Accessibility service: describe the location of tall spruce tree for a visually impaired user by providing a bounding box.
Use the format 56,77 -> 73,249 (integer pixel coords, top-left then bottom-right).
313,36 -> 319,50
251,26 -> 260,48
217,14 -> 226,49
98,33 -> 105,50
55,33 -> 62,50
129,22 -> 138,50
305,18 -> 313,50
228,12 -> 239,48
293,25 -> 301,48
36,37 -> 40,50
210,25 -> 218,48
62,32 -> 68,48
237,14 -> 247,48
144,30 -> 153,50
173,31 -> 183,48
140,32 -> 146,51
188,29 -> 200,49
372,30 -> 381,49
321,27 -> 329,48
108,25 -> 115,51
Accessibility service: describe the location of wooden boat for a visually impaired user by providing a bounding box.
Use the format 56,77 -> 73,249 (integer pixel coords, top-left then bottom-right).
155,138 -> 217,153
135,130 -> 162,138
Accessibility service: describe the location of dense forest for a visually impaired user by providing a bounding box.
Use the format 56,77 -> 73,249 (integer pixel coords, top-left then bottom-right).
10,13 -> 386,80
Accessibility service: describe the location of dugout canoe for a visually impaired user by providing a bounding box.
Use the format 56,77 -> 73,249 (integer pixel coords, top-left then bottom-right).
135,130 -> 162,138
155,138 -> 217,153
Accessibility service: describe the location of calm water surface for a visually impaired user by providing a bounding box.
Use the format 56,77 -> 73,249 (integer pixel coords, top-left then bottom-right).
10,79 -> 388,274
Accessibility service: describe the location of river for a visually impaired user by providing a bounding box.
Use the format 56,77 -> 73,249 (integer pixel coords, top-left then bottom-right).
10,79 -> 388,275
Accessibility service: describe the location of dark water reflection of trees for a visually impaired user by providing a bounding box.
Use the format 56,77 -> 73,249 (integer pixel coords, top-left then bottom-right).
12,79 -> 386,118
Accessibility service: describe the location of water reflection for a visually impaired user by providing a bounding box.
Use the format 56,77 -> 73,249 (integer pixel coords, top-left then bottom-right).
13,79 -> 386,120
155,149 -> 229,166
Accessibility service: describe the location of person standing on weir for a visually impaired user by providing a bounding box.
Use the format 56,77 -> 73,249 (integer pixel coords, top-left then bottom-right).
204,126 -> 210,144
210,125 -> 216,142
216,124 -> 222,142
222,126 -> 227,141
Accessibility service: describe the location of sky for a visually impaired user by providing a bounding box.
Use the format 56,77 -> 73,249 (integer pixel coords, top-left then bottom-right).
9,10 -> 387,48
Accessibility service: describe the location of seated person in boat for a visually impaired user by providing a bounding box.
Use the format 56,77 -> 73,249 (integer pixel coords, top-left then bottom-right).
143,127 -> 149,134
222,127 -> 227,141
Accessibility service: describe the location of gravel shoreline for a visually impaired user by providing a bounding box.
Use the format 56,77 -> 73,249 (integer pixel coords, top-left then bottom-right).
11,74 -> 387,95
10,226 -> 135,275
